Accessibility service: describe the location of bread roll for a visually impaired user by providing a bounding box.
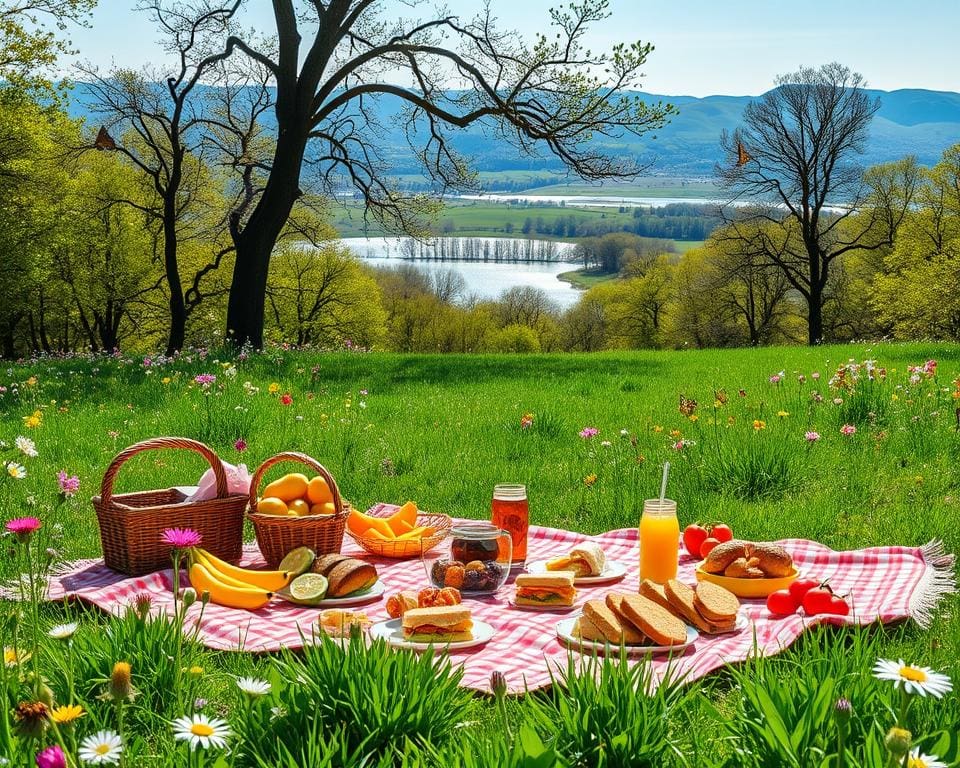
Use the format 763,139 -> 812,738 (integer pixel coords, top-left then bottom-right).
702,540 -> 749,573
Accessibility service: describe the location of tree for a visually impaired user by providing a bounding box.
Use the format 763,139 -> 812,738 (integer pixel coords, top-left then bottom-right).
219,0 -> 675,347
716,63 -> 915,344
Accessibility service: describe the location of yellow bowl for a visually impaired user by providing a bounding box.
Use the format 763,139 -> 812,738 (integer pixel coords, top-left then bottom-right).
695,562 -> 799,598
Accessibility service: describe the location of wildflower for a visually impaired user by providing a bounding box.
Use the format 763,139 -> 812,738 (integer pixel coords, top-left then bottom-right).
769,371 -> 784,384
25,376 -> 37,387
234,437 -> 247,452
738,388 -> 746,397
161,528 -> 202,549
23,409 -> 42,428
56,471 -> 80,497
600,440 -> 612,447
34,745 -> 66,768
804,431 -> 821,443
13,701 -> 49,739
653,425 -> 663,433
50,704 -> 85,725
678,395 -> 697,416
520,413 -> 534,429
181,588 -> 197,609
669,429 -> 681,438
131,593 -> 153,620
833,397 -> 844,405
578,427 -> 598,439
873,659 -> 952,698
885,727 -> 912,760
619,428 -> 629,436
834,697 -> 852,721
891,394 -> 899,401
109,661 -> 134,701
236,676 -> 271,698
6,462 -> 26,479
907,748 -> 946,768
673,439 -> 695,451
840,424 -> 857,436
48,622 -> 78,641
78,730 -> 123,765
193,698 -> 208,710
280,393 -> 293,406
5,516 -> 41,540
188,665 -> 204,678
776,410 -> 789,418
714,388 -> 728,405
490,670 -> 507,698
172,713 -> 231,751
797,374 -> 806,384
753,420 -> 766,431
583,474 -> 597,487
268,382 -> 280,394
688,414 -> 699,422
4,647 -> 31,667
161,376 -> 171,385
15,436 -> 38,457
223,366 -> 237,378
923,360 -> 937,376
194,374 -> 216,387
811,372 -> 821,380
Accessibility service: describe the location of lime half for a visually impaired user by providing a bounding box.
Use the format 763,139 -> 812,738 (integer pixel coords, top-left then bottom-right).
278,546 -> 316,576
283,573 -> 328,606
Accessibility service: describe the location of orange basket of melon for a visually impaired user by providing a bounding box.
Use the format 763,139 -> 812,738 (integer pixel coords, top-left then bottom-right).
247,452 -> 349,568
346,502 -> 451,559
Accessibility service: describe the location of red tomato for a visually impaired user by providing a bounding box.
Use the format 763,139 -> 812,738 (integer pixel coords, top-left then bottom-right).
683,524 -> 708,558
788,578 -> 819,606
766,589 -> 798,616
827,595 -> 850,616
711,524 -> 733,543
700,537 -> 721,558
802,586 -> 849,616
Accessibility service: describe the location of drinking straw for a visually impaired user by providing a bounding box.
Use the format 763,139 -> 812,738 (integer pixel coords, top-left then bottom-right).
659,461 -> 670,503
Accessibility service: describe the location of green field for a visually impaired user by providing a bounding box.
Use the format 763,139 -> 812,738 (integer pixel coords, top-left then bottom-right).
556,268 -> 619,289
2,345 -> 959,765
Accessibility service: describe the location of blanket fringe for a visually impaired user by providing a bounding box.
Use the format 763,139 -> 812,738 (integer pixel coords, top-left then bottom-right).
910,539 -> 956,629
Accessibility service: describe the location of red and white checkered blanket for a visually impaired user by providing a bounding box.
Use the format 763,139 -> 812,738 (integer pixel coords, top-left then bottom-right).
44,515 -> 954,695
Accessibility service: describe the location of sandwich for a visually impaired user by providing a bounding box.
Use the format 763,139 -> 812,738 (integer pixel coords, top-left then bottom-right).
401,605 -> 473,643
514,572 -> 577,607
546,542 -> 606,577
613,593 -> 688,646
313,554 -> 378,598
318,609 -> 371,638
577,598 -> 646,645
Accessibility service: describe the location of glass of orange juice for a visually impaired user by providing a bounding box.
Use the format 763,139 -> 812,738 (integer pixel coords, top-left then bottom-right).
639,498 -> 679,584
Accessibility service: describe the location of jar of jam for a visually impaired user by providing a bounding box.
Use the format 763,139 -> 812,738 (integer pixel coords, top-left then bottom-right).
491,484 -> 528,564
422,523 -> 512,594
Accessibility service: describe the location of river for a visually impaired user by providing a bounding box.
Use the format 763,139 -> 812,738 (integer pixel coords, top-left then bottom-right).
342,236 -> 583,308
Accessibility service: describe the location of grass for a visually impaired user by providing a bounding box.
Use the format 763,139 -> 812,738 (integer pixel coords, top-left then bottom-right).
556,268 -> 619,289
2,344 -> 959,765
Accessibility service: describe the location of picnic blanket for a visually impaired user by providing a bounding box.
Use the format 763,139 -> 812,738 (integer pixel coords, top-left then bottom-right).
43,513 -> 955,695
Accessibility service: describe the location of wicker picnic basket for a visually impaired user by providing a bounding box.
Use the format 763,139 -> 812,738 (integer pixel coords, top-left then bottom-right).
92,437 -> 246,576
247,452 -> 349,568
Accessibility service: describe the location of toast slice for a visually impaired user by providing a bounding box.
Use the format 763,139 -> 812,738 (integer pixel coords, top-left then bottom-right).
615,594 -> 688,647
604,593 -> 648,644
582,599 -> 645,645
664,579 -> 712,634
573,614 -> 607,643
693,581 -> 740,623
639,579 -> 676,614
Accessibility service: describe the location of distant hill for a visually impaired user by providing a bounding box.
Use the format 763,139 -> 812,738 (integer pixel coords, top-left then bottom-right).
65,84 -> 960,181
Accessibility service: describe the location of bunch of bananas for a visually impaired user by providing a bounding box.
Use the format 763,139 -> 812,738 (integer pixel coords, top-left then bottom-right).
187,548 -> 292,611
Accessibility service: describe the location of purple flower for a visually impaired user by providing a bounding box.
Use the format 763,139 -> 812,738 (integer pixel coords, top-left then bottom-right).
579,427 -> 599,439
6,516 -> 42,541
57,470 -> 79,497
840,424 -> 857,436
234,438 -> 247,453
804,431 -> 821,443
194,373 -> 216,387
769,370 -> 784,384
36,745 -> 66,768
161,528 -> 202,549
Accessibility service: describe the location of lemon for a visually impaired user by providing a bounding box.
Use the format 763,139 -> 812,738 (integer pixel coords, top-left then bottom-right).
282,573 -> 328,606
278,546 -> 316,576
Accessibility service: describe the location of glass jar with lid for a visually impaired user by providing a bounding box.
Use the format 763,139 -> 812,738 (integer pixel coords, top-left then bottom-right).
421,522 -> 512,594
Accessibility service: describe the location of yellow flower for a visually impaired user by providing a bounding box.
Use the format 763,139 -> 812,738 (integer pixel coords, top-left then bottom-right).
669,429 -> 681,438
688,414 -> 699,422
583,473 -> 597,487
776,410 -> 789,418
753,419 -> 766,431
268,382 -> 280,394
892,394 -> 899,401
4,647 -> 30,668
727,416 -> 736,425
161,377 -> 171,385
23,410 -> 42,428
50,704 -> 85,725
652,425 -> 663,433
188,665 -> 204,678
26,376 -> 37,386
713,400 -> 723,409
915,475 -> 924,485
110,661 -> 133,701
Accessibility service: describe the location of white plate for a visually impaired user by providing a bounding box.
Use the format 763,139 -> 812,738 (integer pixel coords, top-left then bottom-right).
508,598 -> 578,613
369,618 -> 496,651
526,559 -> 628,585
556,615 -> 698,655
279,580 -> 385,607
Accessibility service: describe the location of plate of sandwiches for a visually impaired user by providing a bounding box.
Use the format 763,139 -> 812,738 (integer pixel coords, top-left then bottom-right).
639,578 -> 747,636
369,605 -> 495,651
510,572 -> 578,611
527,542 -> 626,585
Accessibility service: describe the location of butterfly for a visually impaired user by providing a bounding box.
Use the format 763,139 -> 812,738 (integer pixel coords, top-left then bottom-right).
714,388 -> 729,405
736,141 -> 751,166
678,394 -> 697,417
94,126 -> 116,151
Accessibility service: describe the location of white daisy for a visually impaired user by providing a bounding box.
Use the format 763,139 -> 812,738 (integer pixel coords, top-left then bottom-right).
172,713 -> 231,751
78,730 -> 123,765
236,676 -> 271,698
873,658 -> 953,698
48,622 -> 79,641
5,462 -> 25,480
908,748 -> 947,768
14,436 -> 37,457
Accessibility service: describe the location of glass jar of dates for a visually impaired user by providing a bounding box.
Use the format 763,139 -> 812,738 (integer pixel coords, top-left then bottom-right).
421,523 -> 512,594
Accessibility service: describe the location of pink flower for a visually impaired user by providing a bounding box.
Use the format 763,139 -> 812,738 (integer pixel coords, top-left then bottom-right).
805,431 -> 821,442
194,373 -> 216,386
35,745 -> 66,768
234,438 -> 247,452
811,372 -> 821,380
5,516 -> 42,540
769,370 -> 784,384
280,393 -> 293,406
520,413 -> 534,429
924,359 -> 937,375
579,427 -> 598,439
57,470 -> 80,497
840,424 -> 857,436
161,528 -> 202,549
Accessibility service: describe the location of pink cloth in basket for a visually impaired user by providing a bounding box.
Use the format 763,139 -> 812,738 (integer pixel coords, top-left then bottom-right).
44,507 -> 953,695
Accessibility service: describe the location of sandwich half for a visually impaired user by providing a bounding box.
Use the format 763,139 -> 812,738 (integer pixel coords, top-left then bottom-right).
546,541 -> 606,577
401,605 -> 473,643
515,571 -> 577,607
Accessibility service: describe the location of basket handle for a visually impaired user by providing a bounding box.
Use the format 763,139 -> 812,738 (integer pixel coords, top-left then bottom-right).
99,437 -> 230,507
248,452 -> 343,513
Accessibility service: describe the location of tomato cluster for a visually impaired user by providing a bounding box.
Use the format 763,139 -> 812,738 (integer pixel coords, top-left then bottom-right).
766,579 -> 850,617
682,522 -> 733,559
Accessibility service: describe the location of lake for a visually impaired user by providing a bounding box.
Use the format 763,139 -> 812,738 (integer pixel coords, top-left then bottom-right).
342,236 -> 583,308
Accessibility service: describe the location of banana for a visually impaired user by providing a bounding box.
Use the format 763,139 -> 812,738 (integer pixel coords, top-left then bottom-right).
189,551 -> 256,589
188,562 -> 273,611
195,548 -> 292,592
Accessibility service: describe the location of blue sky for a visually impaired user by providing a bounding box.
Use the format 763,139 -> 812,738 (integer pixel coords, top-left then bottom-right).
67,0 -> 960,96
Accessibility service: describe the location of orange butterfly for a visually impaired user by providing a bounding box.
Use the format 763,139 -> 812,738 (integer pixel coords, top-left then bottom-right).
94,126 -> 116,151
736,141 -> 750,166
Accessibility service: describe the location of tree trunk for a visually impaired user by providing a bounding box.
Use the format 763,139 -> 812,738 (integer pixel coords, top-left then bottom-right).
807,286 -> 824,345
163,188 -> 187,356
